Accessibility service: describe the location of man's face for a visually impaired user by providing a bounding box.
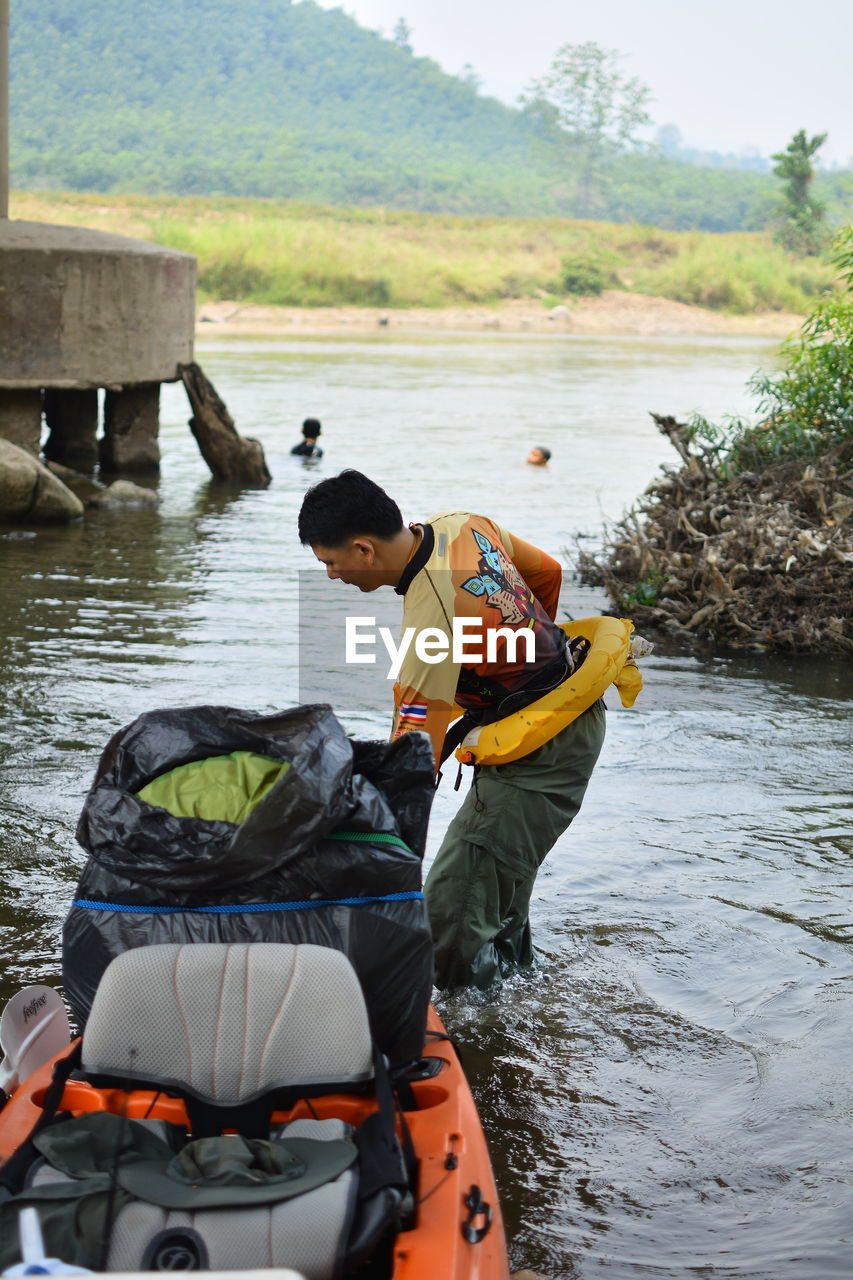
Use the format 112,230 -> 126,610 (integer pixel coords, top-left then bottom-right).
311,539 -> 382,591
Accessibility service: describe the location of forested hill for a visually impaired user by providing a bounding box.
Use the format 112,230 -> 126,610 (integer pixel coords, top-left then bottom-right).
10,0 -> 563,212
9,0 -> 851,230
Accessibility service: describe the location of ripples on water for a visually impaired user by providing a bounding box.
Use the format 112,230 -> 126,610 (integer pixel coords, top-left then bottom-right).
457,646 -> 852,1279
1,332 -> 851,1278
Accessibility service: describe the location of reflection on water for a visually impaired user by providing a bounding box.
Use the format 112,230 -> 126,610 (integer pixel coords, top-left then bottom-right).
1,332 -> 851,1278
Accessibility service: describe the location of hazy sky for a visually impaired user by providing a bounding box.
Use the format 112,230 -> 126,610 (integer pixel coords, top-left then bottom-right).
315,0 -> 853,165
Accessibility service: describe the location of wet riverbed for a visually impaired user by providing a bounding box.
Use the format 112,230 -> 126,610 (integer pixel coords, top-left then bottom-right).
1,331 -> 851,1278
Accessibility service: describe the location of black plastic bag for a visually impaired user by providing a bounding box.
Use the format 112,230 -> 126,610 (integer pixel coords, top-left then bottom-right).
63,704 -> 435,1066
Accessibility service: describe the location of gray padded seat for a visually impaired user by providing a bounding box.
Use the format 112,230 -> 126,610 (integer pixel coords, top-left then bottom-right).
107,1118 -> 359,1277
81,942 -> 374,1101
76,944 -> 382,1276
107,1190 -> 355,1276
27,1120 -> 360,1277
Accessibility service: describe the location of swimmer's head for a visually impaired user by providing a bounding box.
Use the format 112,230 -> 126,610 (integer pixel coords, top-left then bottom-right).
527,446 -> 551,466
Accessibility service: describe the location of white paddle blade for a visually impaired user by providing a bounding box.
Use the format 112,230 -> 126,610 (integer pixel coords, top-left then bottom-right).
0,986 -> 71,1096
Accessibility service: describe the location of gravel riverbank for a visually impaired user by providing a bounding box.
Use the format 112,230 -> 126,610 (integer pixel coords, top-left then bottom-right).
197,291 -> 803,339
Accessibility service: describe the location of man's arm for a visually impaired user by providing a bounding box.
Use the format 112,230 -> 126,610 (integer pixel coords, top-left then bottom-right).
391,575 -> 460,769
391,684 -> 455,771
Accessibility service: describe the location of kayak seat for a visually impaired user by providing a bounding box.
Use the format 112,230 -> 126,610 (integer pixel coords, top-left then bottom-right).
67,942 -> 410,1275
81,941 -> 374,1134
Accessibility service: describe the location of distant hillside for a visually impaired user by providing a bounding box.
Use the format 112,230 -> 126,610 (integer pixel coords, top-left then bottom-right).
9,0 -> 853,230
10,0 -> 562,212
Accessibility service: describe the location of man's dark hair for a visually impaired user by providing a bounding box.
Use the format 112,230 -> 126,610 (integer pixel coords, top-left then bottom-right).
302,417 -> 322,437
298,470 -> 404,547
538,446 -> 552,461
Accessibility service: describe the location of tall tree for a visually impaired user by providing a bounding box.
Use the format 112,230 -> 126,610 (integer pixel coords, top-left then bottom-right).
522,42 -> 652,214
772,129 -> 828,254
392,17 -> 412,52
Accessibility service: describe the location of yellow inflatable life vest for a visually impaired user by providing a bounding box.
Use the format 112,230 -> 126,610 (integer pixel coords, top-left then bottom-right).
455,615 -> 642,767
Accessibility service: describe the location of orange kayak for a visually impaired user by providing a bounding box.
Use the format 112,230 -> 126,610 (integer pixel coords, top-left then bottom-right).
0,998 -> 510,1280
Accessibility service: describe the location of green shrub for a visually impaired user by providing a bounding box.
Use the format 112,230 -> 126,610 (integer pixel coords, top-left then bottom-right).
620,574 -> 663,609
559,253 -> 611,296
198,255 -> 275,298
688,225 -> 853,469
744,230 -> 852,460
292,273 -> 391,306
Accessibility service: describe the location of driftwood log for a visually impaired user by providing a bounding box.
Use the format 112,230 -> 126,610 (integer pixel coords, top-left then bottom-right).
577,413 -> 853,656
180,362 -> 271,488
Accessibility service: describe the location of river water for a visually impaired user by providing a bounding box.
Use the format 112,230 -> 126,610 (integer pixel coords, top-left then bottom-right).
1,331 -> 851,1279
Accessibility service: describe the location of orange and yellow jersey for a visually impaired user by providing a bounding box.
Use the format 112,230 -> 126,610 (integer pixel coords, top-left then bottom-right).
392,511 -> 571,767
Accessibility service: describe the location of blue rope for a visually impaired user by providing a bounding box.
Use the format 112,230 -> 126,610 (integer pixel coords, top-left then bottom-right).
73,891 -> 424,916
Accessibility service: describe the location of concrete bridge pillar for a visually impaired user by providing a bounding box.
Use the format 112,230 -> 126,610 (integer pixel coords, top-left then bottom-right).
0,220 -> 195,479
0,389 -> 41,455
43,388 -> 99,468
100,383 -> 161,472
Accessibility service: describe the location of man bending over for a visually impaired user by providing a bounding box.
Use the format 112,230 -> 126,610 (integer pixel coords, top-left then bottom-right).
298,470 -> 605,990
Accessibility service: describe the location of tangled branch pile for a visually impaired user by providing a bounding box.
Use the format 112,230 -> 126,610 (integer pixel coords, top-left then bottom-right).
578,414 -> 853,654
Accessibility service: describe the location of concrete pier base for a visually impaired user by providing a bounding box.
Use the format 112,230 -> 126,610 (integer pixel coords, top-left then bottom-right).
43,388 -> 99,468
0,389 -> 42,455
0,218 -> 194,478
0,221 -> 196,391
100,383 -> 161,472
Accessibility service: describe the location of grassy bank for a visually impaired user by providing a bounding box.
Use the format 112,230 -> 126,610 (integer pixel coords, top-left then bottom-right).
11,190 -> 838,314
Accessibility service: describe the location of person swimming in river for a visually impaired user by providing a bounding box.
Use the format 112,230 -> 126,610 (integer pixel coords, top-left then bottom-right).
527,446 -> 551,466
291,418 -> 324,459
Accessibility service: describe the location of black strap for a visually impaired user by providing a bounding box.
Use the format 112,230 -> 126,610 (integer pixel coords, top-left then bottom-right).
185,1093 -> 273,1141
394,1096 -> 418,1209
439,711 -> 480,767
354,1046 -> 409,1202
0,1043 -> 82,1197
440,648 -> 573,770
391,1077 -> 417,1113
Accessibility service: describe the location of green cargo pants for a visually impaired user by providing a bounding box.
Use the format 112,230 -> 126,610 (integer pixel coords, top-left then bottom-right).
424,699 -> 606,990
